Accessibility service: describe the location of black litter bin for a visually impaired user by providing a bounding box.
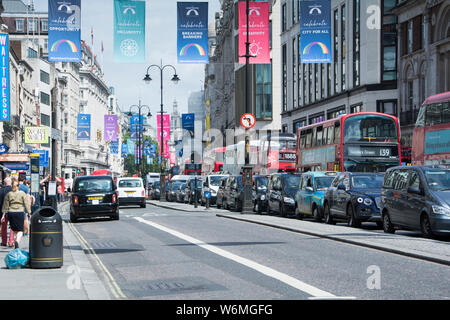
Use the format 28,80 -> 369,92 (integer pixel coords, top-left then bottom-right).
29,207 -> 63,269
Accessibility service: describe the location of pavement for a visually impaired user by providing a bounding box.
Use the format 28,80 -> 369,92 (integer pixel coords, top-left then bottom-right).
0,202 -> 110,300
147,199 -> 450,266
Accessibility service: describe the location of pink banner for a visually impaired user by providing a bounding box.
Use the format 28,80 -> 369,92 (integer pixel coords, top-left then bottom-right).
157,114 -> 170,158
239,1 -> 270,64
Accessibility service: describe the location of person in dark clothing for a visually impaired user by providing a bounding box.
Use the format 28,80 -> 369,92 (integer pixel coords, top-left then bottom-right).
0,177 -> 13,246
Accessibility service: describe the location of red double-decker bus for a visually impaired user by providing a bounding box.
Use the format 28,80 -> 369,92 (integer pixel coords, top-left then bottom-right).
296,112 -> 402,173
412,91 -> 450,166
256,133 -> 297,174
202,147 -> 225,174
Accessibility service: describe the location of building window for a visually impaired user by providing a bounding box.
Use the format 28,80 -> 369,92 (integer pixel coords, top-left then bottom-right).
294,118 -> 307,133
40,19 -> 48,32
351,104 -> 363,114
292,0 -> 296,24
309,113 -> 325,125
282,3 -> 287,32
40,92 -> 50,106
28,18 -> 38,33
377,100 -> 397,116
64,113 -> 68,125
282,44 -> 287,112
40,70 -> 50,85
297,35 -> 301,107
309,64 -> 313,103
341,5 -> 346,91
327,64 -> 331,97
41,114 -> 51,126
353,0 -> 361,87
292,37 -> 296,108
334,9 -> 339,94
15,19 -> 25,32
328,106 -> 346,119
282,124 -> 288,133
382,0 -> 398,81
407,20 -> 413,54
321,64 -> 325,99
28,47 -> 38,58
64,132 -> 68,144
255,64 -> 273,120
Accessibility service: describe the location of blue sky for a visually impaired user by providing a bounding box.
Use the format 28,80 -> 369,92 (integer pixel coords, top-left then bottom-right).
34,0 -> 221,124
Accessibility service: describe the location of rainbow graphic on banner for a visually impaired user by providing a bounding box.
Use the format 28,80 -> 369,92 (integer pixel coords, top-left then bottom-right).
302,42 -> 330,55
179,43 -> 206,57
51,39 -> 79,52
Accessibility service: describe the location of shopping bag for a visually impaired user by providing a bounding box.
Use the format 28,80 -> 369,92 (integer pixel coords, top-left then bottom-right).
4,249 -> 30,269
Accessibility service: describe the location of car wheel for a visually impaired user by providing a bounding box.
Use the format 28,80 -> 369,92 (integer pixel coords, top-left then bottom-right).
280,203 -> 287,218
140,203 -> 146,208
383,212 -> 395,234
312,206 -> 321,222
256,200 -> 263,215
70,211 -> 78,223
376,222 -> 383,229
324,203 -> 335,225
295,206 -> 303,220
110,212 -> 120,221
420,214 -> 435,239
347,204 -> 361,228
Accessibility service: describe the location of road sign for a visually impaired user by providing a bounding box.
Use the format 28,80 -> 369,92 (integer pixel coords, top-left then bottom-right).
240,113 -> 256,129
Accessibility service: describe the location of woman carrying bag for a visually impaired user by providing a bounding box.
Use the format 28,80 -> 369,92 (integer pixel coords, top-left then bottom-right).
1,179 -> 32,249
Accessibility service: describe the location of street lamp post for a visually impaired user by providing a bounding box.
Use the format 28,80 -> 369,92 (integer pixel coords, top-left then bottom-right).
143,61 -> 180,202
127,100 -> 152,179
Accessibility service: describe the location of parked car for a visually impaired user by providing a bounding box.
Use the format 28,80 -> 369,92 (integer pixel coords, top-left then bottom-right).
167,181 -> 183,202
223,175 -> 244,212
323,172 -> 384,227
381,166 -> 450,238
216,176 -> 229,209
296,172 -> 337,221
70,175 -> 119,222
201,174 -> 228,206
149,181 -> 160,200
266,173 -> 302,217
176,183 -> 187,203
116,177 -> 146,208
184,177 -> 203,204
252,175 -> 269,214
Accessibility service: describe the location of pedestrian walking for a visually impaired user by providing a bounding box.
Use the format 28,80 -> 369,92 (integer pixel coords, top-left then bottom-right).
57,182 -> 63,203
0,177 -> 14,247
1,179 -> 32,249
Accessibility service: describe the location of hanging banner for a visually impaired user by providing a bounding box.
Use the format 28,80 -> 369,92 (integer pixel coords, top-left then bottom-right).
238,1 -> 270,64
77,114 -> 91,140
24,127 -> 49,145
114,0 -> 146,63
104,115 -> 118,142
121,144 -> 128,158
127,139 -> 135,155
130,114 -> 144,141
157,114 -> 170,159
110,141 -> 119,154
182,113 -> 195,137
177,2 -> 209,64
0,34 -> 10,121
48,0 -> 82,62
300,0 -> 332,64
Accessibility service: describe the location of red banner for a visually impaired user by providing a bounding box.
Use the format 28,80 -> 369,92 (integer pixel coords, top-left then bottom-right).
239,1 -> 270,64
157,114 -> 170,159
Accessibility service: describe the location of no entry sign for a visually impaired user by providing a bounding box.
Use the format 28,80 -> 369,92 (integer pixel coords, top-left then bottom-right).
240,113 -> 256,129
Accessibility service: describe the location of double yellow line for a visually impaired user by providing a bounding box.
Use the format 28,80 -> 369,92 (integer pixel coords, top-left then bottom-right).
63,204 -> 126,299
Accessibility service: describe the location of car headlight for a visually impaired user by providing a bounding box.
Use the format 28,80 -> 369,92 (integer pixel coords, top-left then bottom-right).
358,197 -> 373,206
284,197 -> 295,204
260,195 -> 266,201
432,205 -> 450,215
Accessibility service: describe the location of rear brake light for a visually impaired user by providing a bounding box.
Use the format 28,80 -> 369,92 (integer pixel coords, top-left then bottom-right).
112,193 -> 117,203
142,190 -> 145,197
73,196 -> 79,205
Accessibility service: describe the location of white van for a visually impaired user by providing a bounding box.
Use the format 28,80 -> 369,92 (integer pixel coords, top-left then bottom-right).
117,177 -> 146,208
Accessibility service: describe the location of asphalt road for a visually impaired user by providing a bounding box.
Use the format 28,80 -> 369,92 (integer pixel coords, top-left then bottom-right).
64,203 -> 450,300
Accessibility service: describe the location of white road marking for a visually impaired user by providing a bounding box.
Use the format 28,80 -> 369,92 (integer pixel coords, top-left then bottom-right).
135,217 -> 352,299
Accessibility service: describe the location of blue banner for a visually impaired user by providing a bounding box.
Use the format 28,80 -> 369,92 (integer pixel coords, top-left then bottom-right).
425,130 -> 450,155
121,144 -> 128,158
182,113 -> 195,137
48,0 -> 82,62
114,0 -> 146,63
127,140 -> 135,155
300,0 -> 332,64
0,34 -> 10,121
77,114 -> 91,140
110,141 -> 119,154
177,2 -> 209,64
130,114 -> 144,141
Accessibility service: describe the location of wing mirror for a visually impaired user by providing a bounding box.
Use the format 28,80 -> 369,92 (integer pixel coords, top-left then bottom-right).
306,186 -> 314,192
